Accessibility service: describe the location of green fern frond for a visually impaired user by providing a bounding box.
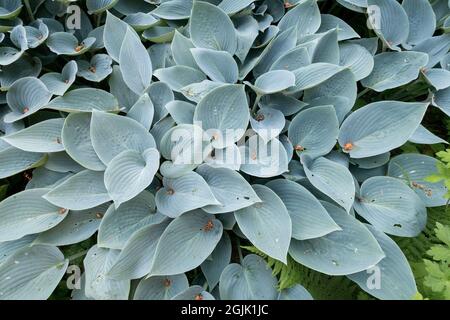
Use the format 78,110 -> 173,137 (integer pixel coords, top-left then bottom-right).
242,246 -> 366,300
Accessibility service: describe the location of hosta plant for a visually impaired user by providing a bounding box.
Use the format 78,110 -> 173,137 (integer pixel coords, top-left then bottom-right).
0,0 -> 449,300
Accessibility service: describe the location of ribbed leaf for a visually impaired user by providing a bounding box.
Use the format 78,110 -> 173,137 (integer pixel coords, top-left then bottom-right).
197,164 -> 261,214
239,135 -> 288,178
83,245 -> 130,300
201,232 -> 232,290
219,254 -> 278,300
190,1 -> 237,54
409,125 -> 448,145
0,245 -> 68,300
34,204 -> 109,246
289,202 -> 385,276
289,63 -> 344,93
134,274 -> 189,300
388,154 -> 447,207
171,286 -> 215,300
156,172 -> 220,218
339,101 -> 428,158
47,32 -> 95,55
127,94 -> 154,130
77,54 -> 113,83
402,0 -> 436,47
367,0 -> 409,51
361,52 -> 428,92
303,155 -> 355,212
105,148 -> 159,207
44,170 -> 111,211
152,0 -> 193,20
86,0 -> 118,14
2,118 -> 64,153
266,179 -> 340,240
149,210 -> 223,276
0,188 -> 67,242
97,191 -> 164,250
40,60 -> 77,96
191,48 -> 238,84
46,88 -> 119,113
104,11 -> 129,62
4,77 -> 51,123
278,0 -> 320,36
119,29 -> 152,94
235,184 -> 291,263
62,113 -> 105,171
353,176 -> 427,237
194,84 -> 249,148
250,107 -> 285,143
90,111 -> 156,165
107,221 -> 169,280
154,66 -> 206,92
347,224 -> 417,300
288,106 -> 339,159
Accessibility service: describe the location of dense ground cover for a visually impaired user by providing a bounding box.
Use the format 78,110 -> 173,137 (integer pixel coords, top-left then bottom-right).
0,0 -> 449,300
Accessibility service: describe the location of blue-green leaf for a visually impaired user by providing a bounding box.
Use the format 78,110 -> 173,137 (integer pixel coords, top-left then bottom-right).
0,245 -> 68,300
119,29 -> 152,94
361,52 -> 428,92
347,224 -> 417,300
98,191 -> 164,250
339,101 -> 428,158
156,172 -> 220,218
235,184 -> 291,263
149,210 -> 223,276
105,148 -> 160,207
219,254 -> 278,300
0,188 -> 68,242
289,202 -> 385,276
44,170 -> 111,211
134,274 -> 189,300
191,48 -> 238,84
288,105 -> 339,159
266,179 -> 340,240
388,154 -> 447,207
83,245 -> 130,300
90,111 -> 156,165
353,176 -> 427,237
303,155 -> 356,212
190,1 -> 237,54
197,164 -> 261,214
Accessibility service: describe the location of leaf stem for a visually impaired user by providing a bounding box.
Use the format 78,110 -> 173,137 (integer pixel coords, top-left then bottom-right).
155,172 -> 163,180
357,87 -> 371,99
236,238 -> 244,264
251,94 -> 262,114
67,250 -> 89,262
24,0 -> 35,22
96,12 -> 103,28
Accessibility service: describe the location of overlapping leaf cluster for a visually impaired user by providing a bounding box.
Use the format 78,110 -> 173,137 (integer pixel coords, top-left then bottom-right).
0,0 -> 449,300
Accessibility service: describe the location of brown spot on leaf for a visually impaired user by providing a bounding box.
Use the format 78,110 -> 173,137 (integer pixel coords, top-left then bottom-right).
203,220 -> 214,232
194,294 -> 204,300
74,44 -> 85,52
163,278 -> 171,287
294,145 -> 304,152
343,142 -> 353,151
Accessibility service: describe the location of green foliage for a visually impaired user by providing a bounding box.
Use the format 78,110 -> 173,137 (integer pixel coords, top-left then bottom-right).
426,149 -> 450,198
422,222 -> 450,299
242,246 -> 371,300
396,207 -> 450,299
